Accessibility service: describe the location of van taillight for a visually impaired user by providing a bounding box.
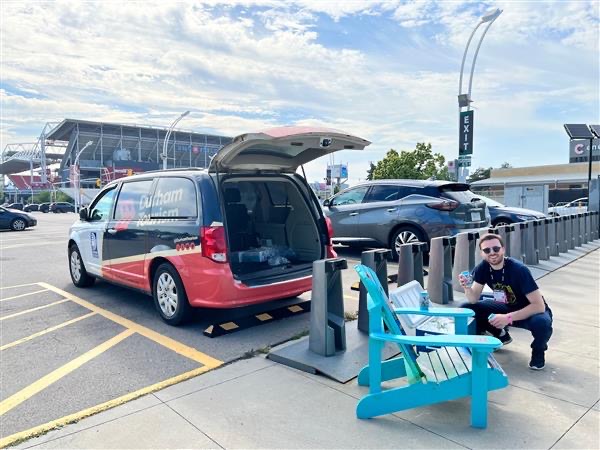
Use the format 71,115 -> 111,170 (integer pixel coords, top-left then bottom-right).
426,200 -> 459,211
201,226 -> 227,263
324,216 -> 337,258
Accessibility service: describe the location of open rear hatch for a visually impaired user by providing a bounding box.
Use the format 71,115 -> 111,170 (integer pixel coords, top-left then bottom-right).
211,127 -> 370,285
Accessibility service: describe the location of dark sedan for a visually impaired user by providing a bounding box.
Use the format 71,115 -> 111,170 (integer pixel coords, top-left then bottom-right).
50,202 -> 75,213
24,204 -> 40,212
472,194 -> 546,226
39,202 -> 51,213
0,206 -> 37,231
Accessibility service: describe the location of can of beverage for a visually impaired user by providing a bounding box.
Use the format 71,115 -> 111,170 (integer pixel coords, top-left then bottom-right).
419,291 -> 430,310
460,270 -> 473,287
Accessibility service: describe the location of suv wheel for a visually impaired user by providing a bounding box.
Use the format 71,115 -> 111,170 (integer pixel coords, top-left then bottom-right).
390,226 -> 425,260
152,263 -> 191,326
10,218 -> 27,231
493,219 -> 513,228
69,245 -> 95,287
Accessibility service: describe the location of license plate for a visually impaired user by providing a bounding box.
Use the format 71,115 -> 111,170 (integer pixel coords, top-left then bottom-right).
471,212 -> 480,222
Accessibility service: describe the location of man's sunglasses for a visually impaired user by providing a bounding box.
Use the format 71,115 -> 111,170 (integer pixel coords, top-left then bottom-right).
482,246 -> 502,255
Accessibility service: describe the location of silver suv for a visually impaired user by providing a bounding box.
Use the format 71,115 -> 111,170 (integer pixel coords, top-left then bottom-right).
323,180 -> 490,259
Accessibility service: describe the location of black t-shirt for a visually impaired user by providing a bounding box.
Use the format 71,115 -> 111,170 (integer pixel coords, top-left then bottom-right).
472,257 -> 539,311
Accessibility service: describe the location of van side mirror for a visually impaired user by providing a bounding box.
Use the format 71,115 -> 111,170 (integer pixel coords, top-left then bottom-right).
323,199 -> 331,207
79,208 -> 88,221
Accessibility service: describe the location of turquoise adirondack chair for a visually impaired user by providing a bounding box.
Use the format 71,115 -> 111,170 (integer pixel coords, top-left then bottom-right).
355,264 -> 509,428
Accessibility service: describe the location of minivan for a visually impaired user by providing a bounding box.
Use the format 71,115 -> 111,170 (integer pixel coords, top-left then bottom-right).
68,127 -> 370,325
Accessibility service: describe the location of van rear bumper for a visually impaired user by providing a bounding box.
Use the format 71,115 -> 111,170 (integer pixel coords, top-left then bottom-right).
180,261 -> 312,308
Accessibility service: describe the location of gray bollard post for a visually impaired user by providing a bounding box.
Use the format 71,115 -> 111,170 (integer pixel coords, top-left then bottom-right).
572,214 -> 582,247
584,212 -> 591,243
396,242 -> 425,287
566,214 -> 575,249
535,219 -> 549,261
578,213 -> 586,245
309,258 -> 348,357
593,211 -> 599,240
427,236 -> 455,304
547,218 -> 559,257
510,222 -> 526,263
497,224 -> 514,258
558,216 -> 568,253
452,231 -> 479,292
358,249 -> 390,333
523,221 -> 539,265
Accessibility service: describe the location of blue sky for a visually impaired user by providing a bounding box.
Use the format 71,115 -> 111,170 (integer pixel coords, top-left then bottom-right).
1,0 -> 599,184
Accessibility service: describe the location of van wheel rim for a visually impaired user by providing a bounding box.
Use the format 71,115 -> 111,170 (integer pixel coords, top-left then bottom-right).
157,273 -> 178,317
395,231 -> 419,253
13,220 -> 25,230
70,251 -> 81,282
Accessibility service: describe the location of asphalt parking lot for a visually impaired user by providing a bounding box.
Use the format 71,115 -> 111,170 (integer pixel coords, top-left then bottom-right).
0,212 -> 366,444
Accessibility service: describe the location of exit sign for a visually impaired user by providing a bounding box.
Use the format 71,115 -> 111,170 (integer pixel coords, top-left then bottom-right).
459,110 -> 474,156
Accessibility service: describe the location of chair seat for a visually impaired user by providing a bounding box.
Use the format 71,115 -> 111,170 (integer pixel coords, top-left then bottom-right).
417,346 -> 505,383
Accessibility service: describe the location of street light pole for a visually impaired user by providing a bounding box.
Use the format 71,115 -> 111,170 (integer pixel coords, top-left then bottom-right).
73,140 -> 93,212
457,8 -> 502,183
162,111 -> 190,170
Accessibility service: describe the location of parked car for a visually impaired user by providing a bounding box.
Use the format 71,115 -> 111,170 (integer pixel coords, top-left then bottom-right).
323,180 -> 490,259
50,202 -> 75,213
0,206 -> 37,231
38,202 -> 51,213
24,204 -> 40,212
467,194 -> 546,227
68,126 -> 370,325
7,203 -> 24,211
548,197 -> 588,217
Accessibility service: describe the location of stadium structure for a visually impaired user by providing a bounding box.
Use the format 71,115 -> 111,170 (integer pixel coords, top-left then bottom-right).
1,119 -> 231,203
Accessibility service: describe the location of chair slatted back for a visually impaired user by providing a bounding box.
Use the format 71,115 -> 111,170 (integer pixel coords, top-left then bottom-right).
355,265 -> 424,384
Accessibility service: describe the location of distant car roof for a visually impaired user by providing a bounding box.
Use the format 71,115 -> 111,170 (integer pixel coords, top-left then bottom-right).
351,179 -> 469,189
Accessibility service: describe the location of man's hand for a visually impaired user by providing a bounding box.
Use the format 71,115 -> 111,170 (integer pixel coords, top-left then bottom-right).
489,314 -> 510,329
458,273 -> 470,288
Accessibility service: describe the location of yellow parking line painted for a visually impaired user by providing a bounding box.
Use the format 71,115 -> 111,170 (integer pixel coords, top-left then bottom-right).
0,312 -> 97,351
0,299 -> 69,321
39,283 -> 223,369
0,282 -> 41,290
0,289 -> 49,303
0,329 -> 134,416
0,366 -> 212,448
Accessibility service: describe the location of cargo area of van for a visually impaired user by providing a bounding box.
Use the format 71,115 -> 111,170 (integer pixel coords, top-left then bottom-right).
221,176 -> 323,284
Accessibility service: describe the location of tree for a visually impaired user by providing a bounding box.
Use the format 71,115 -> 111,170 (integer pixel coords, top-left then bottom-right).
366,161 -> 376,181
467,167 -> 491,183
369,143 -> 450,181
467,162 -> 512,183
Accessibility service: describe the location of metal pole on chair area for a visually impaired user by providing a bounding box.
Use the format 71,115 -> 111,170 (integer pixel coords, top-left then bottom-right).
308,258 -> 348,357
358,249 -> 391,333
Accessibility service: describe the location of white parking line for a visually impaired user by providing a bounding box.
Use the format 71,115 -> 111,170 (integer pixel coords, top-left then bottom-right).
0,289 -> 49,303
0,241 -> 66,250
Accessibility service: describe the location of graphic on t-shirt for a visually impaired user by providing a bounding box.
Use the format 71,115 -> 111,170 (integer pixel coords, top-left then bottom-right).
491,283 -> 516,304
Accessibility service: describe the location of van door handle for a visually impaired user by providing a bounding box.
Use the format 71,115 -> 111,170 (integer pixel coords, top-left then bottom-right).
349,212 -> 358,216
387,208 -> 397,212
107,228 -> 117,235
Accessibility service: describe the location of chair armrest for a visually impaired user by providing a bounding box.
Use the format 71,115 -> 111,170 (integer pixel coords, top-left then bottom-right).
393,307 -> 474,318
370,332 -> 501,350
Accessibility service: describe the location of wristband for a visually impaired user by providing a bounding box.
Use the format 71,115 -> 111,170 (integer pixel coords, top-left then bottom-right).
507,313 -> 513,325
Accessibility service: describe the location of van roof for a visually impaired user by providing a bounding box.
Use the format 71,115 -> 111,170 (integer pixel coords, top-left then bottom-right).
105,168 -> 208,188
352,179 -> 470,189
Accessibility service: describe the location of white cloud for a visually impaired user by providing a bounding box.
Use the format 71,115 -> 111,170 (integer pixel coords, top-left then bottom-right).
1,1 -> 598,185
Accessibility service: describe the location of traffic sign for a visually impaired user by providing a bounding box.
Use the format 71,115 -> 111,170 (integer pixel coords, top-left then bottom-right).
459,110 -> 474,156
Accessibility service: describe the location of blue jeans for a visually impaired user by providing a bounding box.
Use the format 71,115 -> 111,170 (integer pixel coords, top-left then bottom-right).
461,296 -> 553,353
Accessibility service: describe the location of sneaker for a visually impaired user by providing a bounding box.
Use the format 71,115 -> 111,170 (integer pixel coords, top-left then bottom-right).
529,351 -> 546,370
498,329 -> 513,346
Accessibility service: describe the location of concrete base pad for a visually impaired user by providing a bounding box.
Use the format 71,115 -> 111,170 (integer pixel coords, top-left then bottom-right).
268,325 -> 400,383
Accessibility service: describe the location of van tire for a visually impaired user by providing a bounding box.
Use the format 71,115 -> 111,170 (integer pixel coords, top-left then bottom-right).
152,263 -> 191,326
69,245 -> 95,287
390,226 -> 426,260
